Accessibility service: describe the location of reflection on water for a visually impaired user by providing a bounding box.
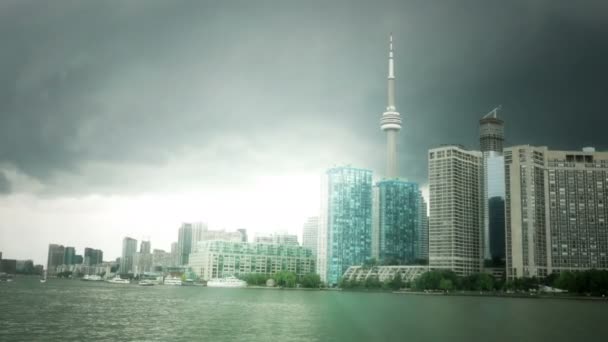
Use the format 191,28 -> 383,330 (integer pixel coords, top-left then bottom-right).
1,277 -> 607,341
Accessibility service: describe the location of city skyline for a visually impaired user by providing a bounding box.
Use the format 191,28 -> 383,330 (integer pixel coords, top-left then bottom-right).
1,1 -> 607,265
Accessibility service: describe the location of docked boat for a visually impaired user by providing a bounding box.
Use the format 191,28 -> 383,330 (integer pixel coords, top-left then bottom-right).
106,276 -> 130,284
207,275 -> 247,288
163,276 -> 182,286
82,274 -> 103,281
138,279 -> 156,286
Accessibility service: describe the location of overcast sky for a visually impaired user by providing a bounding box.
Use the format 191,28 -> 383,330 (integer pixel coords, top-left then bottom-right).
1,0 -> 607,265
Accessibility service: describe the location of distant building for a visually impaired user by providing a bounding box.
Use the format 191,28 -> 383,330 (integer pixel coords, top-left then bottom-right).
152,249 -> 172,269
189,240 -> 315,281
16,260 -> 34,274
254,235 -> 273,244
178,223 -> 195,265
84,248 -> 103,266
74,255 -> 83,265
200,228 -> 245,244
132,253 -> 153,276
373,179 -> 420,265
480,108 -> 506,265
318,166 -> 373,286
132,240 -> 152,276
0,259 -> 17,274
63,247 -> 76,265
237,229 -> 248,243
415,195 -> 429,261
140,241 -> 151,254
428,146 -> 483,276
47,244 -> 65,276
255,233 -> 299,246
505,146 -> 608,279
170,242 -> 178,267
120,237 -> 138,274
302,216 -> 319,256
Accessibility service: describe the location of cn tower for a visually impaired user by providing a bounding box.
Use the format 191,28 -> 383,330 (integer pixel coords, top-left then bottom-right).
380,34 -> 402,178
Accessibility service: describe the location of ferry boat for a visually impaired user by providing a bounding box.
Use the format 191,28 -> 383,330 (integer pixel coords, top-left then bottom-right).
106,276 -> 130,284
207,276 -> 247,288
163,276 -> 183,286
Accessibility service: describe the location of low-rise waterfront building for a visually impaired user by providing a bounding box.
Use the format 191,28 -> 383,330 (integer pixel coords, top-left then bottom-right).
188,240 -> 315,281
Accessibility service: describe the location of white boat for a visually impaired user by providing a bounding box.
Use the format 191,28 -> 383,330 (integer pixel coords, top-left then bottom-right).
207,276 -> 247,288
40,271 -> 47,283
82,274 -> 103,281
163,276 -> 182,286
138,279 -> 155,286
106,276 -> 130,284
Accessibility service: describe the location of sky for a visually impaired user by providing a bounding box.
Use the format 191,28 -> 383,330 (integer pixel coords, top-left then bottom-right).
0,0 -> 607,265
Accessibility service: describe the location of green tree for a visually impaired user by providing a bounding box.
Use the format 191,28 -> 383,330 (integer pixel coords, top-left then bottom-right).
439,278 -> 453,292
364,276 -> 382,289
388,272 -> 403,291
274,271 -> 297,288
300,273 -> 321,288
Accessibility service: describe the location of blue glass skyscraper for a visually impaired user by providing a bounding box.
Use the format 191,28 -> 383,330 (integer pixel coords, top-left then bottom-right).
319,166 -> 373,286
376,180 -> 419,264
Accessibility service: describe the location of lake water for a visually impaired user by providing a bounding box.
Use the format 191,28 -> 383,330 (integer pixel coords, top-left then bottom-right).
1,277 -> 607,341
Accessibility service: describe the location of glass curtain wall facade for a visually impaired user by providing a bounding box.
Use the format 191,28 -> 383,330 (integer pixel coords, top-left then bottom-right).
320,167 -> 373,286
483,152 -> 506,263
416,195 -> 429,261
376,180 -> 419,265
479,113 -> 506,266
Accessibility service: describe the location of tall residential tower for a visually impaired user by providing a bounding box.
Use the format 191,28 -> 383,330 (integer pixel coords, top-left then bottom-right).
505,146 -> 608,279
318,166 -> 373,286
428,145 -> 483,276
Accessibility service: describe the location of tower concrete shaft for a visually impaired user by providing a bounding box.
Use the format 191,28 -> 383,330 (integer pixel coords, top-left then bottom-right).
380,34 -> 402,178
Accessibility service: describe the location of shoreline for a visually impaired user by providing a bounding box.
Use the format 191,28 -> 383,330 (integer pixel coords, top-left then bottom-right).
390,290 -> 608,301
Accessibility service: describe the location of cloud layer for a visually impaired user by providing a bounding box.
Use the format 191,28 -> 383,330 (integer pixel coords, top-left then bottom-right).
0,0 -> 607,263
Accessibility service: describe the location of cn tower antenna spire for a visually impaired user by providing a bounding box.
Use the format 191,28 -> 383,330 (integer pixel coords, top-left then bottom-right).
380,33 -> 402,178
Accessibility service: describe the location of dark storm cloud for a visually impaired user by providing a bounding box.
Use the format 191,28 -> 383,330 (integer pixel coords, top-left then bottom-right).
0,172 -> 10,194
0,0 -> 607,194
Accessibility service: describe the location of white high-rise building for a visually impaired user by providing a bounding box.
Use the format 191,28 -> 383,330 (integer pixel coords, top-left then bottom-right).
120,237 -> 138,273
505,146 -> 608,279
302,216 -> 319,256
428,145 -> 483,276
